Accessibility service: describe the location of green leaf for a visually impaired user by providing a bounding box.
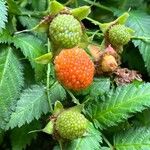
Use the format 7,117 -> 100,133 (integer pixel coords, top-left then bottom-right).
13,33 -> 47,80
49,82 -> 66,104
114,127 -> 150,150
31,0 -> 47,11
91,83 -> 150,129
19,16 -> 40,30
7,0 -> 21,15
49,0 -> 64,15
0,0 -> 8,32
0,47 -> 23,129
6,85 -> 49,129
0,29 -> 13,44
71,6 -> 91,21
42,121 -> 54,135
89,78 -> 110,101
11,121 -> 40,150
35,52 -> 53,64
64,123 -> 102,150
53,101 -> 64,115
136,109 -> 150,126
127,11 -> 150,75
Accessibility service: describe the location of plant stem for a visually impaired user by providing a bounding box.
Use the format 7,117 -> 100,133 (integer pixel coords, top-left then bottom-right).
20,10 -> 48,18
65,89 -> 80,104
87,31 -> 104,37
64,0 -> 75,6
86,17 -> 102,26
83,0 -> 113,13
132,36 -> 150,42
46,39 -> 53,112
102,134 -> 114,150
59,140 -> 63,150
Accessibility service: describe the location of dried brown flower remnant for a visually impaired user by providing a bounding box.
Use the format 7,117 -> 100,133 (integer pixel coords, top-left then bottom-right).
114,68 -> 142,86
94,45 -> 120,75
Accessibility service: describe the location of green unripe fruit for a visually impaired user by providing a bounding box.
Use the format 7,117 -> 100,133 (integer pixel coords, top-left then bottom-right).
55,110 -> 87,140
108,24 -> 131,46
49,14 -> 82,49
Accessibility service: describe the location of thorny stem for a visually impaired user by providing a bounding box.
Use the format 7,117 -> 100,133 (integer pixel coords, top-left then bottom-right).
83,0 -> 113,12
47,39 -> 53,112
102,134 -> 114,150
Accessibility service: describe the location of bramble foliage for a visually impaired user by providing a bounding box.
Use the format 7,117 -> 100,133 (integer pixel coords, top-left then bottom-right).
0,0 -> 150,150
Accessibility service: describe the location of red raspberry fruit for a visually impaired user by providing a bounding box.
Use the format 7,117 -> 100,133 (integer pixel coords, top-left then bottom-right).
54,48 -> 95,90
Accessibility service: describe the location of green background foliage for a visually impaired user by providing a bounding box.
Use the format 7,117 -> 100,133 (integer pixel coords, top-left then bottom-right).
0,0 -> 150,149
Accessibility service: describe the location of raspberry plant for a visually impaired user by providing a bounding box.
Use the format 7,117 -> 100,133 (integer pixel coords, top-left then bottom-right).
1,0 -> 150,150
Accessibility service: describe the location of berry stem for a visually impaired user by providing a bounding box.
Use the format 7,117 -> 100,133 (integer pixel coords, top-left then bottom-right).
87,31 -> 104,38
86,17 -> 102,26
59,140 -> 63,150
83,0 -> 113,12
46,39 -> 53,112
65,89 -> 80,105
64,0 -> 78,7
102,133 -> 114,150
88,30 -> 103,41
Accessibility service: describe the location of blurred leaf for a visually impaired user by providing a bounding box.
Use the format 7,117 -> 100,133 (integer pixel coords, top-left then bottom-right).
6,85 -> 49,129
0,29 -> 13,44
122,44 -> 146,73
7,0 -> 21,15
31,0 -> 47,11
136,109 -> 150,126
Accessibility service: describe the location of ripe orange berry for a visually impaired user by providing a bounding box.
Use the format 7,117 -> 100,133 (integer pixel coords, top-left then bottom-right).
54,48 -> 95,91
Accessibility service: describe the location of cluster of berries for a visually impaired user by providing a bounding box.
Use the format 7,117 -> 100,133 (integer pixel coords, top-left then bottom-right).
47,10 -> 133,140
48,13 -> 93,140
50,14 -> 95,91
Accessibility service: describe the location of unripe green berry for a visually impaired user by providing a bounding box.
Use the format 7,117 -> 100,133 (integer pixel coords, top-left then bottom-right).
55,110 -> 87,140
108,24 -> 131,46
49,14 -> 82,48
